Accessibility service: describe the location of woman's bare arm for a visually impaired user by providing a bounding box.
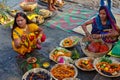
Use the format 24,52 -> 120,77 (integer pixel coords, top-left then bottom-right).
114,24 -> 120,33
109,23 -> 120,37
92,27 -> 119,39
14,38 -> 21,48
81,19 -> 93,36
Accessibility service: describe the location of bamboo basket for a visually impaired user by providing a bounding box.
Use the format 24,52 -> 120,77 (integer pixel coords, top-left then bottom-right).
19,2 -> 37,11
80,38 -> 112,58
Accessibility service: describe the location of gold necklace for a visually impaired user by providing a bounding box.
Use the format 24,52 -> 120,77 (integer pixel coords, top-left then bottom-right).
23,25 -> 28,32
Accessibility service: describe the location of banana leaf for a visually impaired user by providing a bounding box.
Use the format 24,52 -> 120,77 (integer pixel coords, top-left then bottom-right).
109,41 -> 120,57
3,20 -> 14,28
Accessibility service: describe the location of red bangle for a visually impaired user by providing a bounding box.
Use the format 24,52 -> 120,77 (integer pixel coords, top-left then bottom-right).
41,33 -> 46,42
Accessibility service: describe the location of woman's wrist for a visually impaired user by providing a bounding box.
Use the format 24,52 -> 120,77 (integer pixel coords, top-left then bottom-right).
100,34 -> 105,38
85,32 -> 90,36
92,34 -> 101,39
15,42 -> 22,48
37,34 -> 42,43
38,34 -> 42,39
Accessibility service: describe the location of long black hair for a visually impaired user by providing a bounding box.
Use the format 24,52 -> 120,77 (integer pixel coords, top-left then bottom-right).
99,6 -> 116,23
11,12 -> 33,40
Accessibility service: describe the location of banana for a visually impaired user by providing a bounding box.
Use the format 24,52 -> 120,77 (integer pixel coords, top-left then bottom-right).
27,13 -> 38,20
0,12 -> 8,24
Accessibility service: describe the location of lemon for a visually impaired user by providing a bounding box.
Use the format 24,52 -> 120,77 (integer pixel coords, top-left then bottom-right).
43,62 -> 50,68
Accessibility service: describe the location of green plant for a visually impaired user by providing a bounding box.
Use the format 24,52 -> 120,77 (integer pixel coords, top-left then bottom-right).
71,48 -> 80,60
100,55 -> 112,64
0,0 -> 7,9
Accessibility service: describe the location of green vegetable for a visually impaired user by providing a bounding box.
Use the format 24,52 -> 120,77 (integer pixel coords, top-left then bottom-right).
56,47 -> 68,52
20,61 -> 27,70
101,65 -> 105,68
34,7 -> 40,14
73,38 -> 79,44
100,56 -> 112,64
53,50 -> 58,54
71,49 -> 80,60
56,47 -> 62,50
27,64 -> 33,70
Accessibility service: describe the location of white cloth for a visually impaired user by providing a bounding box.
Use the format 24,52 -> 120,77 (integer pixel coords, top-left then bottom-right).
57,0 -> 62,3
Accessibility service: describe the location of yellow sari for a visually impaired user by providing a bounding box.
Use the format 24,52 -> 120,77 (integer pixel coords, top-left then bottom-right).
12,23 -> 43,55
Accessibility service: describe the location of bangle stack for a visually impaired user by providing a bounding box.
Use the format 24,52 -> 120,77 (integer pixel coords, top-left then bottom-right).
101,34 -> 104,38
38,34 -> 42,39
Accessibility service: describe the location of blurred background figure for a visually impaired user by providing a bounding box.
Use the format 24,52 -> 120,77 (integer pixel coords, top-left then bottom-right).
24,0 -> 36,2
48,0 -> 57,11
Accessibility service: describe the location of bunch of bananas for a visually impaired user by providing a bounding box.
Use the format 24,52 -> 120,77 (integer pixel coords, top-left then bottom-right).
19,1 -> 37,11
0,11 -> 13,25
27,13 -> 44,24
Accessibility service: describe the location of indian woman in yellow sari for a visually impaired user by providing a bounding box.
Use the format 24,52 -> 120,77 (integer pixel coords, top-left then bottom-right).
11,12 -> 46,56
